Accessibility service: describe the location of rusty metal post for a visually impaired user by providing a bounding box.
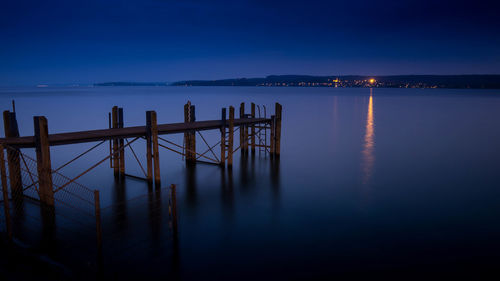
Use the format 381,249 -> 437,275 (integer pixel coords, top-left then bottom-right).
228,106 -> 234,167
3,111 -> 22,201
0,144 -> 12,240
34,116 -> 54,206
112,106 -> 119,178
146,111 -> 153,185
220,108 -> 226,166
94,190 -> 102,252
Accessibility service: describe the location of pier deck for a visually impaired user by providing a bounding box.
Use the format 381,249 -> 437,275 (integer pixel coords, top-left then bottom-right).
0,117 -> 270,148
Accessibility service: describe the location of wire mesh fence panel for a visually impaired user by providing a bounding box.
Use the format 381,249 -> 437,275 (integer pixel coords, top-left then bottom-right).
1,145 -> 102,275
1,144 -> 180,277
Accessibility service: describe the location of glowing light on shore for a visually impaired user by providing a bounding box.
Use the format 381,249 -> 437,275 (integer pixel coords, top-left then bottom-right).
369,78 -> 375,84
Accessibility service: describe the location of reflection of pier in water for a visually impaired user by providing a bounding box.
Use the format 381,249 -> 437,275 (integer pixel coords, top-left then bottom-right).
0,101 -> 283,278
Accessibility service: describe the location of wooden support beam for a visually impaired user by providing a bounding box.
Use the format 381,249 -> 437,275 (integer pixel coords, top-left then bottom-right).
220,108 -> 226,166
112,106 -> 119,178
2,111 -> 23,201
0,144 -> 12,239
34,116 -> 54,206
228,106 -> 234,167
251,103 -> 256,154
150,111 -> 161,187
146,111 -> 153,185
118,107 -> 125,178
275,103 -> 282,157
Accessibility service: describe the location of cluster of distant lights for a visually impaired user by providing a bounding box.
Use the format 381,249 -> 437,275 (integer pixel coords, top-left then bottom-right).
259,78 -> 377,87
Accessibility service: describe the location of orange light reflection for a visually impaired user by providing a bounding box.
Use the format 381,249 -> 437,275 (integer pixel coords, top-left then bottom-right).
361,88 -> 375,184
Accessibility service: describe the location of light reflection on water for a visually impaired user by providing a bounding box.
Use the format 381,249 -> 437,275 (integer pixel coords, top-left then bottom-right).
361,88 -> 375,185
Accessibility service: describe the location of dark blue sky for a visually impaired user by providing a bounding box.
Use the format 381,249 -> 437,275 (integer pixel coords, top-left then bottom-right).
1,0 -> 499,85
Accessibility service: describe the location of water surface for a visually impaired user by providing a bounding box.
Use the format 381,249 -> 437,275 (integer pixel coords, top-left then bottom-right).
1,86 -> 500,280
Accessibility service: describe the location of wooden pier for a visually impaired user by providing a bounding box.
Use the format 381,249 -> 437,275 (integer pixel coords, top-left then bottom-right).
1,101 -> 282,207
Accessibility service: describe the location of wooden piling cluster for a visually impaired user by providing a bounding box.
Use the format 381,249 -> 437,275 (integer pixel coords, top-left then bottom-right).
0,100 -> 282,251
0,101 -> 282,195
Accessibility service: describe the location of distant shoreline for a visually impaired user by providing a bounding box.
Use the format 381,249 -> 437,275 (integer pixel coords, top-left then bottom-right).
94,75 -> 500,89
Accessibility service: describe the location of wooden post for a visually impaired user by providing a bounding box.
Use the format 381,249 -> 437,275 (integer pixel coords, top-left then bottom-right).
228,106 -> 234,167
118,108 -> 125,178
220,108 -> 226,166
251,103 -> 256,154
146,111 -> 153,185
34,116 -> 54,206
151,111 -> 161,187
275,103 -> 282,157
0,144 -> 12,239
2,111 -> 22,200
112,106 -> 119,178
239,103 -> 245,155
270,115 -> 275,156
189,105 -> 196,162
183,102 -> 191,161
108,112 -> 112,168
94,190 -> 102,251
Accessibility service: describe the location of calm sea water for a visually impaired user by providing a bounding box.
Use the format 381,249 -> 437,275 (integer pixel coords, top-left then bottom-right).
1,86 -> 500,280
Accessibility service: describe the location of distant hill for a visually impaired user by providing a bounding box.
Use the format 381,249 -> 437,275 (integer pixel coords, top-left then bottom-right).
171,75 -> 500,89
94,82 -> 168,86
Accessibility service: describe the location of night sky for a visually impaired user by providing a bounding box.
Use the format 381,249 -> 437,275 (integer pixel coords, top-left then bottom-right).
1,0 -> 499,85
